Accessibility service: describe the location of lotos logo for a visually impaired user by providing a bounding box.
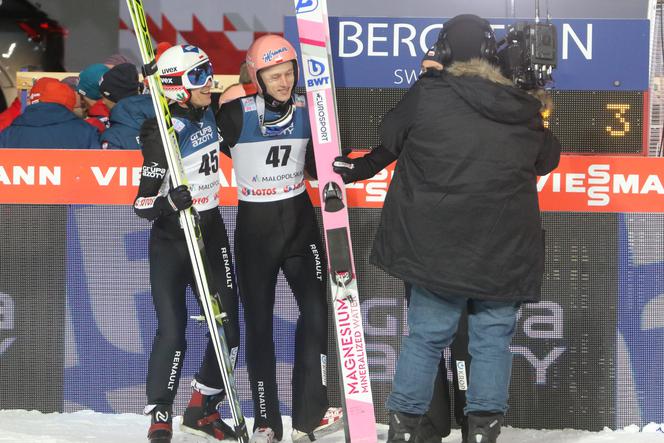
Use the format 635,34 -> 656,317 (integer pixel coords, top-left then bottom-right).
182,45 -> 199,53
295,0 -> 318,13
263,47 -> 289,64
307,59 -> 326,76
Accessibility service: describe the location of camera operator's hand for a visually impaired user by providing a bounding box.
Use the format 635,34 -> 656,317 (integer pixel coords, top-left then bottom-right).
158,185 -> 193,214
333,146 -> 397,184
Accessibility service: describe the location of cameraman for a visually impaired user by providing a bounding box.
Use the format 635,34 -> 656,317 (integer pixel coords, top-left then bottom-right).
372,14 -> 560,443
334,47 -> 471,443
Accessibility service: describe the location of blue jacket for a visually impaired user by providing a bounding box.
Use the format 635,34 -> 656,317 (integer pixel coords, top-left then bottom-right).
0,102 -> 100,149
100,94 -> 156,149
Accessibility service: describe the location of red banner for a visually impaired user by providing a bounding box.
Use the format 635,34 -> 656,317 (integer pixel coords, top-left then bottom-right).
0,149 -> 662,212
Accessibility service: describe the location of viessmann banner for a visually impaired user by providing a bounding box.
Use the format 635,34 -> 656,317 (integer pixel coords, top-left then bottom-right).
283,17 -> 650,90
0,150 -> 662,212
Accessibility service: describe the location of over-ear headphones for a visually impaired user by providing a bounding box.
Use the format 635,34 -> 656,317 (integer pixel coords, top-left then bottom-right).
435,14 -> 497,65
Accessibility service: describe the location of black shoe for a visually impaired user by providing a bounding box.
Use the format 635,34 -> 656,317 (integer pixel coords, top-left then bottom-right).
148,404 -> 173,443
387,411 -> 422,443
465,412 -> 503,443
181,390 -> 237,440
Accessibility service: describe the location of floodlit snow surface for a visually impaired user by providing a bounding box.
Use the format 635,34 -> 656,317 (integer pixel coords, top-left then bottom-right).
1,410 -> 664,443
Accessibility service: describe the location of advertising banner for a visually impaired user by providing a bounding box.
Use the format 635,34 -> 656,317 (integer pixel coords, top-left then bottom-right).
284,18 -> 650,90
1,150 -> 662,213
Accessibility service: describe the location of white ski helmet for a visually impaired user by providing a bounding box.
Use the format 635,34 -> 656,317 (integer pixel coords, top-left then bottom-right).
157,44 -> 213,103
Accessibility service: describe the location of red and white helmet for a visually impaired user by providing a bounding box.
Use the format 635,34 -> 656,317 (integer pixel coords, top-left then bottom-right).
245,34 -> 298,96
157,45 -> 213,103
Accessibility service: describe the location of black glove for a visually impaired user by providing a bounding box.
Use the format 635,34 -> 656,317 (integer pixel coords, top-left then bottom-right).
332,146 -> 397,184
158,185 -> 193,213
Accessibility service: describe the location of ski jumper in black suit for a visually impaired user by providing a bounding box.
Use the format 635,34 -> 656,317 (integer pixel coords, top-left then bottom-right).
216,93 -> 329,439
134,103 -> 240,408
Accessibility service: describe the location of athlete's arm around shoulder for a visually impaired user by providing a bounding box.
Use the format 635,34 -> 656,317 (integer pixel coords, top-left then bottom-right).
215,97 -> 245,157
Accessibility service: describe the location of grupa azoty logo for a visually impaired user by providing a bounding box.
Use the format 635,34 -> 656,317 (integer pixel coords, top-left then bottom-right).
295,0 -> 318,14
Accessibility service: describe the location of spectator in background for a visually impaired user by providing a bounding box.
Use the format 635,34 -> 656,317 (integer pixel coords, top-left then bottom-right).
99,63 -> 155,149
155,42 -> 172,60
0,97 -> 21,132
0,78 -> 100,149
218,61 -> 257,105
78,63 -> 110,133
103,53 -> 131,68
61,76 -> 85,119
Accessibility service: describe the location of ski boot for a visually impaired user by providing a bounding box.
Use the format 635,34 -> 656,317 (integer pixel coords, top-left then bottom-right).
147,404 -> 172,443
250,427 -> 276,443
292,407 -> 344,442
181,390 -> 237,440
387,411 -> 422,443
464,412 -> 503,443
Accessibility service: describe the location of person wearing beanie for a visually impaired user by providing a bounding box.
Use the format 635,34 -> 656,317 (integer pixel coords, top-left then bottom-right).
370,14 -> 560,443
78,63 -> 111,133
0,79 -> 100,149
332,45 -> 469,443
99,63 -> 155,149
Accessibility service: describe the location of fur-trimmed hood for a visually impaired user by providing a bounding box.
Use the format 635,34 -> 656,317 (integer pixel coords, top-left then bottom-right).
443,58 -> 543,124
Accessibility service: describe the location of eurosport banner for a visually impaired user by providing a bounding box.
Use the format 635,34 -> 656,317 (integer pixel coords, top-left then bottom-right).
283,17 -> 650,91
0,150 -> 663,213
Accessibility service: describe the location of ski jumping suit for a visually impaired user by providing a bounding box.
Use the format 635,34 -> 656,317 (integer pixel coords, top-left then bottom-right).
134,104 -> 240,407
217,94 -> 329,439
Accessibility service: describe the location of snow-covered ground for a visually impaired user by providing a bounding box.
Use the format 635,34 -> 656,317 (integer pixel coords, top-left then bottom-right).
1,410 -> 664,443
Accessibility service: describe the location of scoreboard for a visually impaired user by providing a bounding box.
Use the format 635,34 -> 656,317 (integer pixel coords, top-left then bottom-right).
547,90 -> 645,154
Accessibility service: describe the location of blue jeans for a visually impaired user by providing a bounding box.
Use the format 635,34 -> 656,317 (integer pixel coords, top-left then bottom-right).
387,285 -> 520,415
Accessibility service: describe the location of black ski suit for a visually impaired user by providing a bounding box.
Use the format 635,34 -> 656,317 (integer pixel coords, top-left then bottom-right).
134,104 -> 240,407
216,94 -> 329,439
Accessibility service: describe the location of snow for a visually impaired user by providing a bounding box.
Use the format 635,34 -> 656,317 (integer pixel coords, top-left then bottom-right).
1,410 -> 664,443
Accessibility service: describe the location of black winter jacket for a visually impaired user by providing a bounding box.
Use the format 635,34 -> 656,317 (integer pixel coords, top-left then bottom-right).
370,59 -> 561,302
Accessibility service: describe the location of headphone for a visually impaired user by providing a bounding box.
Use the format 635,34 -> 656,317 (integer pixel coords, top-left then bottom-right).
435,15 -> 497,65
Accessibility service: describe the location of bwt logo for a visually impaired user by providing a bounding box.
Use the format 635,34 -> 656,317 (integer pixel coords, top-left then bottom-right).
307,59 -> 326,76
306,59 -> 330,88
295,0 -> 318,13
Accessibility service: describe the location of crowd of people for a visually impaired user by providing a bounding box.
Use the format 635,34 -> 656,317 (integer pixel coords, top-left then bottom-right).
0,46 -> 174,149
0,14 -> 561,443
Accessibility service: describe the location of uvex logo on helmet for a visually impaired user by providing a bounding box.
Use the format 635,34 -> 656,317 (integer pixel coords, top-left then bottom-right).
263,47 -> 289,63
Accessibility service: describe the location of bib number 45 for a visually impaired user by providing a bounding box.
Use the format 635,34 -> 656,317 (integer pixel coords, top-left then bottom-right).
199,149 -> 219,175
